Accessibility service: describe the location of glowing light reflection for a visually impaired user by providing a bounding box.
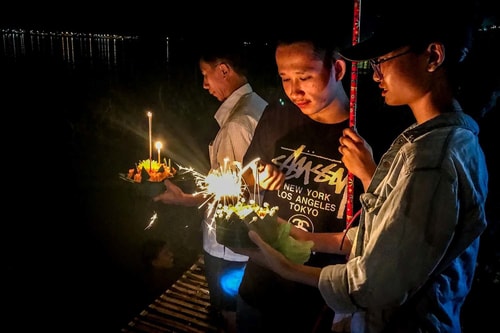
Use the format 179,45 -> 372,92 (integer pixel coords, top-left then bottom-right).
220,265 -> 246,296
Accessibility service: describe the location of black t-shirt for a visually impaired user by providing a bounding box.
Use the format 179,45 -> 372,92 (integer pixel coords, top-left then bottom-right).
240,99 -> 361,330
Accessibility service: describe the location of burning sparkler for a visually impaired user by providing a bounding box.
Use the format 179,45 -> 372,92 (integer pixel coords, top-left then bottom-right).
177,157 -> 262,215
144,157 -> 260,239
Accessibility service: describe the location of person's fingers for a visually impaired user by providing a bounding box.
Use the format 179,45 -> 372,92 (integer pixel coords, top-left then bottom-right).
261,176 -> 284,191
271,176 -> 285,189
338,143 -> 345,155
254,162 -> 286,190
260,164 -> 274,179
342,127 -> 357,138
342,127 -> 364,143
153,180 -> 172,202
163,178 -> 184,193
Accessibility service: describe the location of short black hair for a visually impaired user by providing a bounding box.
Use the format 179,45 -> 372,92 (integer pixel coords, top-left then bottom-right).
278,34 -> 342,59
197,39 -> 250,77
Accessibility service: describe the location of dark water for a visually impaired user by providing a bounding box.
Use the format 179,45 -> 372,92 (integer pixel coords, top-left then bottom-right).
2,29 -> 498,332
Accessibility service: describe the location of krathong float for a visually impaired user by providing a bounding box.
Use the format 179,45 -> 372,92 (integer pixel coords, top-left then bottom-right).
124,158 -> 175,183
119,111 -> 176,198
119,158 -> 176,198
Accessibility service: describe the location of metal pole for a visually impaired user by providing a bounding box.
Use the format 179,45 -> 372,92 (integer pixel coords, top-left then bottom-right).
347,0 -> 361,223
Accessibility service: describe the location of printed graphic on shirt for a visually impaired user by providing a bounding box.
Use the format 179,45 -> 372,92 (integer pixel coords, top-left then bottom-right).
266,144 -> 348,233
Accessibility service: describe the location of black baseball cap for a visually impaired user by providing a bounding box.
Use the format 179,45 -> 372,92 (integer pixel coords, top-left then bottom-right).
340,0 -> 476,62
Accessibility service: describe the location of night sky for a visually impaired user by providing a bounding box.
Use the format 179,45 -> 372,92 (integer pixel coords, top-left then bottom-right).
1,3 -> 359,39
2,1 -> 497,43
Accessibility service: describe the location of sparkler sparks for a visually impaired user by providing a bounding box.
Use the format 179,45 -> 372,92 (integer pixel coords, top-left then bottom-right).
167,158 -> 262,241
179,157 -> 262,213
144,157 -> 261,230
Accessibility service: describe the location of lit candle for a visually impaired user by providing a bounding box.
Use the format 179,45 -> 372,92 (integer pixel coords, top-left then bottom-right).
147,111 -> 152,171
155,141 -> 162,164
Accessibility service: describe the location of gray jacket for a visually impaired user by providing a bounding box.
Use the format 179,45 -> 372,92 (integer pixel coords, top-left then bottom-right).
318,102 -> 488,332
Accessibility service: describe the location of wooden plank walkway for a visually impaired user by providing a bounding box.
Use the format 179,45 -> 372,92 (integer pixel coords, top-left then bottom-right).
122,255 -> 219,333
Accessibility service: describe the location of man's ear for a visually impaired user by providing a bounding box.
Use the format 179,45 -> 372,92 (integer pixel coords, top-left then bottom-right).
333,58 -> 347,81
219,62 -> 230,76
427,42 -> 445,72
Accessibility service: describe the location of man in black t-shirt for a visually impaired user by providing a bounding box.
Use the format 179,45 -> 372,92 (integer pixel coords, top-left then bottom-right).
235,35 -> 363,333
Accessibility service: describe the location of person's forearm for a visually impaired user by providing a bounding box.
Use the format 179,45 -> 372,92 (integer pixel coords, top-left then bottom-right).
311,233 -> 351,254
250,248 -> 322,287
183,193 -> 206,206
359,162 -> 376,192
282,261 -> 322,287
289,227 -> 351,254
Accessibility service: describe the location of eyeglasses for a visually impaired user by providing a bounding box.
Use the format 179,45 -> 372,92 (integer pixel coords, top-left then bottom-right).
369,49 -> 412,77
